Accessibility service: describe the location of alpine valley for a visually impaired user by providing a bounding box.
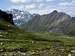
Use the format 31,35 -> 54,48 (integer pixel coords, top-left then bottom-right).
6,9 -> 75,35
0,9 -> 75,56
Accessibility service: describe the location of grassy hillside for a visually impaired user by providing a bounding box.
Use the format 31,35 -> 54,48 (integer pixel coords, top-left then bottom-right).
0,20 -> 75,56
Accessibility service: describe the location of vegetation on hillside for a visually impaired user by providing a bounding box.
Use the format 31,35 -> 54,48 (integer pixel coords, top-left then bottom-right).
0,10 -> 75,56
0,20 -> 75,56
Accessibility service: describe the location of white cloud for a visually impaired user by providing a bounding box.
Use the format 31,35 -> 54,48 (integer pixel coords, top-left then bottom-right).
72,1 -> 75,3
10,0 -> 31,4
8,4 -> 25,11
59,2 -> 70,6
8,0 -> 75,16
56,0 -> 75,16
10,0 -> 45,4
10,0 -> 25,3
33,0 -> 44,3
46,0 -> 54,2
59,1 -> 75,6
25,4 -> 36,9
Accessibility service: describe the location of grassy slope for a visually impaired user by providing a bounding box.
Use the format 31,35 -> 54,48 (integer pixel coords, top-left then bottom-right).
0,20 -> 75,55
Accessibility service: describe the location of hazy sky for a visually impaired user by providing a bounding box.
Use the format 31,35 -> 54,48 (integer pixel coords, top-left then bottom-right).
0,0 -> 75,16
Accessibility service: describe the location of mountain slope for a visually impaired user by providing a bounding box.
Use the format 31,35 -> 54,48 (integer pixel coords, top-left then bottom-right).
72,17 -> 75,20
6,9 -> 32,26
21,10 -> 72,33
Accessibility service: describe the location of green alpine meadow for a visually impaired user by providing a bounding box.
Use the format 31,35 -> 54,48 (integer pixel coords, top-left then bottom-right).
0,10 -> 75,56
0,0 -> 75,56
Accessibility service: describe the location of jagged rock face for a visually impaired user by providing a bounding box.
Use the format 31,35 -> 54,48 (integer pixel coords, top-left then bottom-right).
23,10 -> 72,33
0,10 -> 14,25
6,9 -> 32,26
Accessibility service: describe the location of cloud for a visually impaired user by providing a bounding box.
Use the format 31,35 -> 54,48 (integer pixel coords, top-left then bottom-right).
33,0 -> 44,3
59,2 -> 70,6
46,0 -> 54,2
25,3 -> 37,9
57,0 -> 75,16
10,0 -> 31,4
10,0 -> 44,4
9,0 -> 75,16
10,0 -> 25,3
59,1 -> 75,6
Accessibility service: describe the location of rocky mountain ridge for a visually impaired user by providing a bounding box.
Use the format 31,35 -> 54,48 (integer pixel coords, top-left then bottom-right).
3,9 -> 75,35
6,9 -> 32,26
22,10 -> 72,33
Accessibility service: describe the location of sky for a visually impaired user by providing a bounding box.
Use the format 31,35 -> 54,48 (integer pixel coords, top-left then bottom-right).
0,0 -> 75,17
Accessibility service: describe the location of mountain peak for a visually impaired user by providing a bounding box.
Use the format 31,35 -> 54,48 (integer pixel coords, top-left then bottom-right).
52,10 -> 58,13
6,9 -> 32,26
23,10 -> 72,32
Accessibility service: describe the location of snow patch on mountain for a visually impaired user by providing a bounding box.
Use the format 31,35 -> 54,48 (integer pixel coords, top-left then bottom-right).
6,9 -> 32,26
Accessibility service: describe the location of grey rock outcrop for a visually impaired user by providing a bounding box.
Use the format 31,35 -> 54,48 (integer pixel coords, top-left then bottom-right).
23,10 -> 72,33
